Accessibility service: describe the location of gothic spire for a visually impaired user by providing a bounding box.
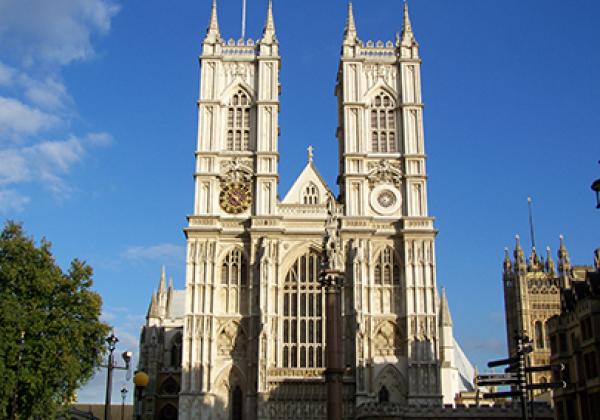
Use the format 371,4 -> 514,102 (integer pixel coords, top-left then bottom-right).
439,288 -> 453,327
558,234 -> 572,274
545,246 -> 555,273
528,246 -> 542,272
514,235 -> 526,271
205,0 -> 221,43
503,247 -> 512,273
159,265 -> 167,291
343,1 -> 358,45
401,1 -> 418,46
261,0 -> 277,44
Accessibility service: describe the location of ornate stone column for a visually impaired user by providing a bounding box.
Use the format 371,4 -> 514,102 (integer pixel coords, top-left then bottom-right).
321,194 -> 345,420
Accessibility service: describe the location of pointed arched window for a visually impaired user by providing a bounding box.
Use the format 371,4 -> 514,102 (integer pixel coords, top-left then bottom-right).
232,386 -> 243,420
282,250 -> 324,368
227,89 -> 251,151
374,247 -> 401,285
170,332 -> 183,368
302,183 -> 319,205
370,92 -> 397,153
221,249 -> 247,286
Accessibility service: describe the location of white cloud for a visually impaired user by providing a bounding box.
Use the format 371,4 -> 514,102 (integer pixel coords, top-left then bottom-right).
122,244 -> 186,262
0,1 -> 119,213
0,0 -> 120,67
0,189 -> 30,214
0,96 -> 59,138
0,62 -> 15,85
0,133 -> 112,198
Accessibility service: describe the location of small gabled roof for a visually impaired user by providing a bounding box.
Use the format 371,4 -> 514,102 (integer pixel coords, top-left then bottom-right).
281,146 -> 332,205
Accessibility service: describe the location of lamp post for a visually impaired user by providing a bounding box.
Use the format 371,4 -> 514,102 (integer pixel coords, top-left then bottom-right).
133,371 -> 149,420
9,332 -> 25,420
592,162 -> 600,209
120,386 -> 128,420
103,332 -> 132,420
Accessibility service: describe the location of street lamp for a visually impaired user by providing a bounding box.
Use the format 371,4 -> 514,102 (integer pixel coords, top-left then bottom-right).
133,371 -> 149,420
103,332 -> 132,420
120,386 -> 128,420
592,162 -> 600,209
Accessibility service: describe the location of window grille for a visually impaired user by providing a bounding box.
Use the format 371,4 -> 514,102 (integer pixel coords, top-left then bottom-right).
221,249 -> 247,286
370,92 -> 397,153
226,90 -> 251,151
282,251 -> 324,368
302,183 -> 319,205
374,247 -> 401,285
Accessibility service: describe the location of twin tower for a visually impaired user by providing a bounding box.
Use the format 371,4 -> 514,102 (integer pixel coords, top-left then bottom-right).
176,1 -> 461,419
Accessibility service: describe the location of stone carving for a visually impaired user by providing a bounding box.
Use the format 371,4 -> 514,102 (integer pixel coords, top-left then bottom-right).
220,158 -> 253,184
217,321 -> 247,357
367,160 -> 403,187
323,193 -> 344,272
223,62 -> 255,87
365,64 -> 397,92
373,321 -> 404,357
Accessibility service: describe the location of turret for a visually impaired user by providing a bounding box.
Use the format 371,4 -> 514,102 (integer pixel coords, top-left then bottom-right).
558,234 -> 572,275
439,288 -> 458,405
514,235 -> 526,274
503,247 -> 512,274
204,0 -> 221,44
545,247 -> 555,274
343,1 -> 358,46
259,0 -> 277,45
528,247 -> 542,272
399,1 -> 419,58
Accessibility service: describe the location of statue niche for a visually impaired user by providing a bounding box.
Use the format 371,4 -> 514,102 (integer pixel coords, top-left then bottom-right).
218,321 -> 247,359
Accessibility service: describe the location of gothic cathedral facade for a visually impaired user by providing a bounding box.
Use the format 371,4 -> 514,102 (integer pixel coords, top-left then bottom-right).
139,2 -> 465,419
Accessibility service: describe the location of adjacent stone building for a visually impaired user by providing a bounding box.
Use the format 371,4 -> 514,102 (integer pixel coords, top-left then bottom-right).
547,250 -> 600,420
502,235 -> 591,392
138,1 -> 481,419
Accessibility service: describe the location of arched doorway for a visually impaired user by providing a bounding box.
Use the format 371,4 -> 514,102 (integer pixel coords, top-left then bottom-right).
231,386 -> 243,420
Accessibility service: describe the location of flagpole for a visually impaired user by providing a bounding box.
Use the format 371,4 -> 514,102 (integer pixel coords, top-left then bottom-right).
241,0 -> 247,39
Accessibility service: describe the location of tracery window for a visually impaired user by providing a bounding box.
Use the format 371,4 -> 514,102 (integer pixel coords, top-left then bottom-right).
302,183 -> 319,205
374,247 -> 401,285
370,92 -> 397,153
282,250 -> 324,368
226,89 -> 251,151
221,249 -> 247,286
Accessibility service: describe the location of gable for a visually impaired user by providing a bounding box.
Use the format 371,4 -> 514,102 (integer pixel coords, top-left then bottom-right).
281,162 -> 332,205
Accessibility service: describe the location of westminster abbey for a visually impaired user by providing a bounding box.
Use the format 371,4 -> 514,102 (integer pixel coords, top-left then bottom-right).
137,1 -> 478,419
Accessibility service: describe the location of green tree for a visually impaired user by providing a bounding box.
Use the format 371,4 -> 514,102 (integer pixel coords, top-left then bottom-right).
0,221 -> 110,418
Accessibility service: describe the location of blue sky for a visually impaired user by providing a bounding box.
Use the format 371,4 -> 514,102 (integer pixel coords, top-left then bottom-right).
1,0 -> 599,404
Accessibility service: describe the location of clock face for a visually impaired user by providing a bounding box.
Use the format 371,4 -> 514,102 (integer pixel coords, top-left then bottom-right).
370,185 -> 402,215
377,190 -> 397,208
220,182 -> 252,214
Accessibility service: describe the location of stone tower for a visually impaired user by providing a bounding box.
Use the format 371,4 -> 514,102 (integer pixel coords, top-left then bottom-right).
171,2 -> 469,419
502,235 -> 586,388
336,1 -> 441,405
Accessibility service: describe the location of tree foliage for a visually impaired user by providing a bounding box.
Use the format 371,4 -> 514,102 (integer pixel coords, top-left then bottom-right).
0,221 -> 110,418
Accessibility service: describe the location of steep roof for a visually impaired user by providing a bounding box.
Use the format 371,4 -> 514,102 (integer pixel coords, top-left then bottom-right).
281,148 -> 332,205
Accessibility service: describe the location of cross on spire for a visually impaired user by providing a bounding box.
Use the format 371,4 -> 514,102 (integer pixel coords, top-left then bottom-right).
307,145 -> 314,163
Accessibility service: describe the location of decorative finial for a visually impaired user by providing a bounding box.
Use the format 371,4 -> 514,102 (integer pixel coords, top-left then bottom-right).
344,1 -> 358,44
307,145 -> 314,163
206,0 -> 221,42
545,246 -> 555,273
159,265 -> 166,291
261,0 -> 277,43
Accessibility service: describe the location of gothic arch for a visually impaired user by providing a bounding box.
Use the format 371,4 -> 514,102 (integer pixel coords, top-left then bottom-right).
374,364 -> 408,403
169,332 -> 183,368
213,364 -> 247,420
221,82 -> 255,105
301,182 -> 320,205
217,245 -> 250,263
371,245 -> 402,285
364,82 -> 398,106
279,244 -> 322,278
